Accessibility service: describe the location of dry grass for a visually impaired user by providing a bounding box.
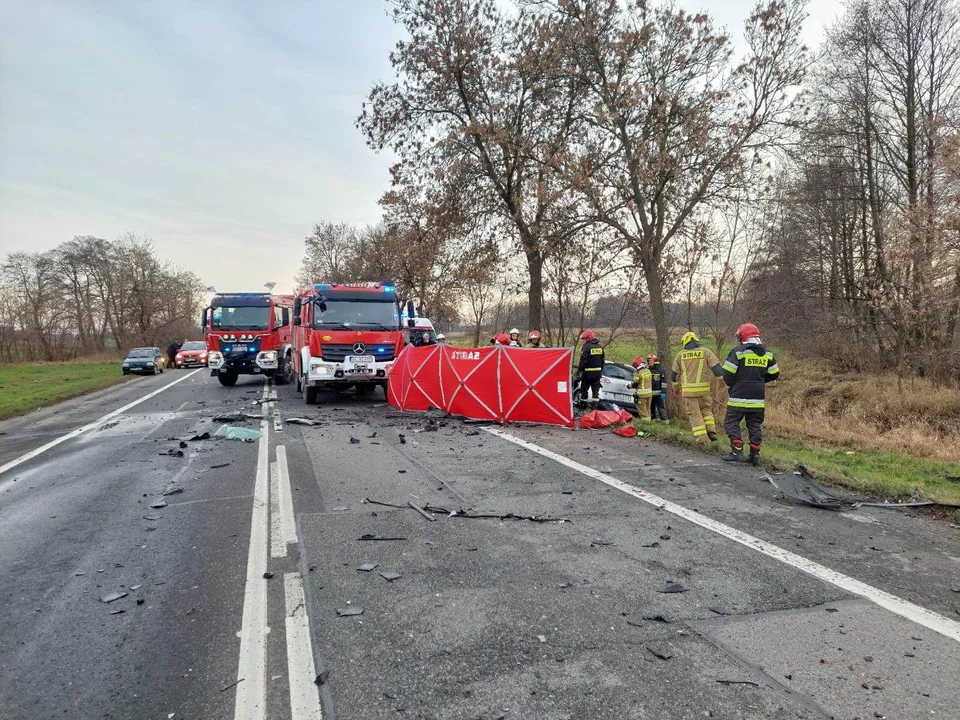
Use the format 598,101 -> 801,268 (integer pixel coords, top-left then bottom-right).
765,357 -> 960,463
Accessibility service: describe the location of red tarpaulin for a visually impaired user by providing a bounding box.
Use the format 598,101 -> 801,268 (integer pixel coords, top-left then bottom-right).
388,345 -> 574,428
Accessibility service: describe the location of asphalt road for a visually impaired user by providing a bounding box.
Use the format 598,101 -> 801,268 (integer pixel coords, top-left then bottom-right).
1,370 -> 958,720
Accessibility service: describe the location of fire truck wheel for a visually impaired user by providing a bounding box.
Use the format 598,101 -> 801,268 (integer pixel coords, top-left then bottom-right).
275,357 -> 294,385
217,371 -> 239,387
303,378 -> 318,405
295,370 -> 302,392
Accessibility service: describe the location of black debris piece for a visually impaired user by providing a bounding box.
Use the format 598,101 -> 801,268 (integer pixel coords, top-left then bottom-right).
130,585 -> 143,591
315,669 -> 330,686
142,515 -> 162,521
716,680 -> 759,687
332,506 -> 349,512
357,563 -> 378,572
212,412 -> 263,423
136,598 -> 145,605
286,418 -> 317,426
109,609 -> 126,615
161,487 -> 184,496
358,534 -> 408,541
367,431 -> 377,438
100,591 -> 129,603
709,607 -> 733,616
159,449 -> 185,458
210,463 -> 231,469
464,429 -> 481,437
349,437 -> 360,445
641,614 -> 673,623
398,434 -> 407,444
179,441 -> 188,449
220,678 -> 244,693
590,539 -> 614,547
337,606 -> 364,617
363,497 -> 569,524
657,583 -> 688,594
561,490 -> 573,495
262,572 -> 274,579
659,534 -> 671,540
462,418 -> 493,425
149,500 -> 168,509
189,432 -> 212,441
646,645 -> 673,661
641,542 -> 661,548
379,571 -> 402,582
408,502 -> 436,522
398,470 -> 407,474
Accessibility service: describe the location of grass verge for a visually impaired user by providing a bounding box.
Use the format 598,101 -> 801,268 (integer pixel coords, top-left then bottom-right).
631,417 -> 960,509
0,361 -> 134,421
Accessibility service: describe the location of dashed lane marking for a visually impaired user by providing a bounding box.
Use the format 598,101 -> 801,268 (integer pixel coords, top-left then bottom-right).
275,446 -> 297,549
0,369 -> 201,484
486,427 -> 960,644
284,573 -> 324,719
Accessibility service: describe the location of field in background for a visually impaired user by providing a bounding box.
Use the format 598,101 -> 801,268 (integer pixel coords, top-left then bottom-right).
0,360 -> 133,420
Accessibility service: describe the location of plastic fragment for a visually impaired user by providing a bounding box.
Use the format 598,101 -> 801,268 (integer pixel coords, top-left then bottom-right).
213,425 -> 263,442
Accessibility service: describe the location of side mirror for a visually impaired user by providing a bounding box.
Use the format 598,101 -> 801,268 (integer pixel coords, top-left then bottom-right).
293,297 -> 301,315
293,316 -> 301,326
407,318 -> 415,328
200,307 -> 209,331
406,299 -> 415,319
318,301 -> 327,312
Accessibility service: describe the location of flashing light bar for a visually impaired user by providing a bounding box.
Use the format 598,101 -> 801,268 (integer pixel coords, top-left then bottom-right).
313,281 -> 397,292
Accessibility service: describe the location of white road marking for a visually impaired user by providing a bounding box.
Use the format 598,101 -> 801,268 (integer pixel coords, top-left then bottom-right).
270,461 -> 285,558
0,369 -> 201,482
234,408 -> 271,720
275,446 -> 297,548
284,573 -> 324,719
486,427 -> 960,644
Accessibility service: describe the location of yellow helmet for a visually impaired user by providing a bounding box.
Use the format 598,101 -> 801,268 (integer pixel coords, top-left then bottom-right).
681,331 -> 699,346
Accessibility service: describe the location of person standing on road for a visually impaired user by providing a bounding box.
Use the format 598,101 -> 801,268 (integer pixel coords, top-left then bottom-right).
527,330 -> 543,348
721,323 -> 779,466
671,331 -> 723,443
631,357 -> 654,419
648,354 -> 668,421
166,341 -> 181,370
575,329 -> 605,407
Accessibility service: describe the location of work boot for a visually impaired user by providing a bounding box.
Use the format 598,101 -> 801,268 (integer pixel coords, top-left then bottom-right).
721,443 -> 745,462
749,446 -> 761,466
707,431 -> 718,442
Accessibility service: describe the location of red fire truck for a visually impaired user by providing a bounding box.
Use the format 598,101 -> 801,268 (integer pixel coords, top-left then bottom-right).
201,292 -> 296,386
292,282 -> 409,403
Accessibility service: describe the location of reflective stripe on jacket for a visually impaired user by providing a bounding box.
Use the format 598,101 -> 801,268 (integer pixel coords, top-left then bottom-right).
671,342 -> 722,397
577,339 -> 605,375
632,368 -> 653,398
722,343 -> 779,411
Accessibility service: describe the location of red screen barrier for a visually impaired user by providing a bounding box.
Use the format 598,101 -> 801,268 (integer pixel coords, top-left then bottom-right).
388,345 -> 574,428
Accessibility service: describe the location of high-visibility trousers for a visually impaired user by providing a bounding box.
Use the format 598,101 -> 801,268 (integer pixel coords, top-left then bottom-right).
683,394 -> 716,441
636,395 -> 652,418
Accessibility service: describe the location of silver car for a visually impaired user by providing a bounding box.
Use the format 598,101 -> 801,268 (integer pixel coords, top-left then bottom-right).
574,360 -> 639,414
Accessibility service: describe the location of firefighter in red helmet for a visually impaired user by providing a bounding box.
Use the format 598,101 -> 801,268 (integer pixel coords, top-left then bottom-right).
574,329 -> 605,406
721,322 -> 780,465
631,357 -> 654,418
527,330 -> 543,348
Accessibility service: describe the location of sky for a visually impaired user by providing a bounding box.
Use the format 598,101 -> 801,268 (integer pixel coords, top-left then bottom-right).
0,0 -> 841,294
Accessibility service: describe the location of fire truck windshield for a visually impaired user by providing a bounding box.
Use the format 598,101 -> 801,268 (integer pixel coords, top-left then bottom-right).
313,299 -> 399,330
212,306 -> 271,331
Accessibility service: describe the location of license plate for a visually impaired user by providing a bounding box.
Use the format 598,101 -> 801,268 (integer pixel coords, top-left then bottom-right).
346,355 -> 374,365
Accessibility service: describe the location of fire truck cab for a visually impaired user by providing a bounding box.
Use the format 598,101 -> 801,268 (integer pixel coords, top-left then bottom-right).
292,281 -> 406,404
202,292 -> 295,386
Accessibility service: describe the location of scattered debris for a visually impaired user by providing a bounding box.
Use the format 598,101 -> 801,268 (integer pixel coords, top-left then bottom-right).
657,583 -> 688,594
590,539 -> 614,547
159,449 -> 185,458
142,515 -> 162,521
537,634 -> 547,643
161,487 -> 184,496
398,434 -> 407,444
332,506 -> 349,512
641,614 -> 673,623
315,669 -> 330,686
358,534 -> 408,541
708,607 -> 733,616
137,598 -> 145,605
716,680 -> 759,687
408,502 -> 436,522
220,678 -> 244,693
337,606 -> 364,617
349,437 -> 360,444
210,463 -> 231,469
100,591 -> 128,603
213,426 -> 262,442
186,608 -> 195,616
110,609 -> 125,615
149,500 -> 168,509
641,542 -> 661,548
213,412 -> 263,422
363,497 -> 569,524
646,645 -> 673,661
189,432 -> 212,441
286,418 -> 317,426
179,441 -> 188,449
263,572 -> 275,579
379,571 -> 402,582
357,563 -> 378,572
98,421 -> 120,432
130,585 -> 143,591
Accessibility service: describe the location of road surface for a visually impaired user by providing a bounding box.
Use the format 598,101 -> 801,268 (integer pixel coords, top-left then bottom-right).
1,370 -> 958,720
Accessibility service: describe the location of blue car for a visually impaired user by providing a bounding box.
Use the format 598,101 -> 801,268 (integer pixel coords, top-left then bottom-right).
122,347 -> 165,375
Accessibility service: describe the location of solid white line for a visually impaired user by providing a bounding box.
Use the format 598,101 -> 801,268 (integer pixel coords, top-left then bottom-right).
275,446 -> 297,547
234,417 -> 271,720
284,573 -> 324,719
485,427 -> 960,644
270,461 -> 285,558
0,369 -> 201,481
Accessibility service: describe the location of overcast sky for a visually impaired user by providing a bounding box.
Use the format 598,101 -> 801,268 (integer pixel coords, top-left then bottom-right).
0,0 -> 840,293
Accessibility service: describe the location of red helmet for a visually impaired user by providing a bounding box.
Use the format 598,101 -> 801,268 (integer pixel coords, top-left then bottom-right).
647,353 -> 658,364
494,333 -> 511,345
579,329 -> 596,342
632,356 -> 645,368
528,330 -> 542,341
736,323 -> 760,342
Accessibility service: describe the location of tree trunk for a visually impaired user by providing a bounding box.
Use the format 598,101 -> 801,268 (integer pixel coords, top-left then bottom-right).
642,253 -> 674,409
525,244 -> 543,332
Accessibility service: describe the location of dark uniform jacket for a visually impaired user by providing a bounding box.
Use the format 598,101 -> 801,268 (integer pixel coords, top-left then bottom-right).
649,363 -> 664,392
577,339 -> 605,377
721,342 -> 780,411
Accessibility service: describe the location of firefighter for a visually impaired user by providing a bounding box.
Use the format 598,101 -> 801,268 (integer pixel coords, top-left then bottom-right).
527,330 -> 543,348
648,354 -> 668,421
575,329 -> 605,406
631,357 -> 654,419
420,331 -> 436,346
721,322 -> 780,465
671,331 -> 723,443
436,333 -> 446,344
508,328 -> 523,347
494,333 -> 511,345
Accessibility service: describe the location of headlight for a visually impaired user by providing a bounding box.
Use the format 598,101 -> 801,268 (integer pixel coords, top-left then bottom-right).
310,364 -> 331,376
176,354 -> 183,360
261,351 -> 277,361
199,352 -> 207,358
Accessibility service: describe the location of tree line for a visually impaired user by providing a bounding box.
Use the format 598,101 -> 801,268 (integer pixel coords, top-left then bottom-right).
0,234 -> 204,362
298,0 -> 958,376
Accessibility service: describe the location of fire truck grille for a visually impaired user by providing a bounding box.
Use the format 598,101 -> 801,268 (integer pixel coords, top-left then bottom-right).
320,344 -> 395,363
